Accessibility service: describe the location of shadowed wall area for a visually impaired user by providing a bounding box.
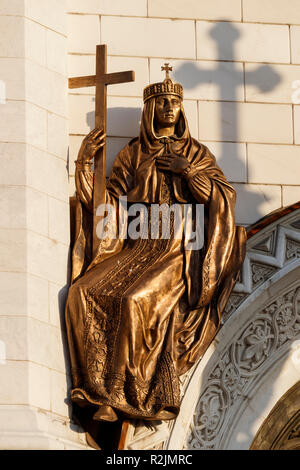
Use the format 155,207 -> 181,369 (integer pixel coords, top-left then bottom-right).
68,13 -> 300,227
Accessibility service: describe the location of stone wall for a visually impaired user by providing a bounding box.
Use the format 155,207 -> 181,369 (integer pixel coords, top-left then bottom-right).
67,0 -> 300,225
0,0 -> 87,449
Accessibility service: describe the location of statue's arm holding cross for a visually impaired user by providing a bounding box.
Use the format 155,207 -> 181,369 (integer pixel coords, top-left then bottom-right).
69,44 -> 135,257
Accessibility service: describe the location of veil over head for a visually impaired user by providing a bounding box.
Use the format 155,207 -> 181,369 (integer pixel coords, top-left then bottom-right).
139,96 -> 191,155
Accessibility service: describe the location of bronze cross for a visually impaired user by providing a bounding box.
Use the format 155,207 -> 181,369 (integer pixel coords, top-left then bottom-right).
69,44 -> 135,256
161,63 -> 173,79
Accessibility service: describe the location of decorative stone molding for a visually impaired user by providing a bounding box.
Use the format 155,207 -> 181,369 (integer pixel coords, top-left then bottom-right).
184,281 -> 300,450
223,208 -> 300,322
124,206 -> 300,450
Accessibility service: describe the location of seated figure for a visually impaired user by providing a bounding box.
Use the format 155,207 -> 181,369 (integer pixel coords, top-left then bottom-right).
65,68 -> 246,433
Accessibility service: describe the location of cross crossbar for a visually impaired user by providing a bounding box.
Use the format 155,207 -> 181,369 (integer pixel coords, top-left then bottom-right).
69,70 -> 135,89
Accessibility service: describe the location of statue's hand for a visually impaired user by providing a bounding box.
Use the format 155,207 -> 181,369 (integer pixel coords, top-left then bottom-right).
156,153 -> 190,175
77,128 -> 106,163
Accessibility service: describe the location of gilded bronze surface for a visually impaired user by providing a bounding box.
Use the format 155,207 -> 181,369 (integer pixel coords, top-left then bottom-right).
65,66 -> 246,445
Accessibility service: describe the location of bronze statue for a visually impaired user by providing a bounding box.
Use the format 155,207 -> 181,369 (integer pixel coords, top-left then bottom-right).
65,65 -> 246,443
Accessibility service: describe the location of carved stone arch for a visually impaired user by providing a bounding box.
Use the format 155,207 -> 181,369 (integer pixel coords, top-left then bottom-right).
123,204 -> 300,450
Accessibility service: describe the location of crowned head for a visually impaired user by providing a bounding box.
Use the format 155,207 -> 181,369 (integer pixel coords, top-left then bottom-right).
143,63 -> 183,103
140,64 -> 189,143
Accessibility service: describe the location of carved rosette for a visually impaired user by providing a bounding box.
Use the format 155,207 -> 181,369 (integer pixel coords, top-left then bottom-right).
233,316 -> 276,375
187,383 -> 228,449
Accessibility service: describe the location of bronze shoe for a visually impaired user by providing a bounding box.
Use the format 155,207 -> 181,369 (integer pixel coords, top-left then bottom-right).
93,405 -> 118,422
154,409 -> 176,420
71,390 -> 90,408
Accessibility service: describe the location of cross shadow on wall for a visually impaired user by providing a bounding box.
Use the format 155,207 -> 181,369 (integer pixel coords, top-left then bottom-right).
173,22 -> 281,226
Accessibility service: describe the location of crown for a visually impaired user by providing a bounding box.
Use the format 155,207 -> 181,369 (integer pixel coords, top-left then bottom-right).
143,63 -> 183,103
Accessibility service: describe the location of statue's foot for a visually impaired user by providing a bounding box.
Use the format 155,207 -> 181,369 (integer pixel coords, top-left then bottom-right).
71,390 -> 90,408
154,409 -> 176,420
93,405 -> 118,422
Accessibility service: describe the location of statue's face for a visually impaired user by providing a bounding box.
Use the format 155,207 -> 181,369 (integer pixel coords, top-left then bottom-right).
154,94 -> 181,128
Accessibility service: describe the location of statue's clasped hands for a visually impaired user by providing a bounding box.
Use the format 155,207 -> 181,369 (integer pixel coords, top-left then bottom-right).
156,152 -> 190,176
77,128 -> 106,163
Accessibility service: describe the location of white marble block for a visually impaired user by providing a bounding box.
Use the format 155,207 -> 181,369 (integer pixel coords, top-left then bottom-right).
0,0 -> 89,450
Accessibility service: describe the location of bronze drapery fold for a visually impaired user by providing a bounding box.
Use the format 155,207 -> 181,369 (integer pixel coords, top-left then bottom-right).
65,95 -> 246,446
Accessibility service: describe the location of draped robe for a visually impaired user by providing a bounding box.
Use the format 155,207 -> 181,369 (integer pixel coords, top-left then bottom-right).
65,98 -> 246,424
